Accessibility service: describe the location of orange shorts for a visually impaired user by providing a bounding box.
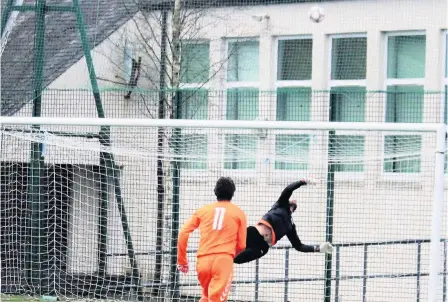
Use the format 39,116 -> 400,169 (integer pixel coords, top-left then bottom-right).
196,253 -> 234,302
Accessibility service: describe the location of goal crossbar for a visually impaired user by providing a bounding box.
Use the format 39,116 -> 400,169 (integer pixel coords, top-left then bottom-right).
0,116 -> 446,133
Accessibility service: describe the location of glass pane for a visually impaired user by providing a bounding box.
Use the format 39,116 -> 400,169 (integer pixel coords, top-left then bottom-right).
180,89 -> 208,120
383,135 -> 421,173
446,36 -> 448,78
445,86 -> 447,173
180,43 -> 210,83
224,134 -> 257,170
226,88 -> 259,120
330,135 -> 364,172
331,37 -> 367,80
330,86 -> 366,122
275,134 -> 309,170
387,35 -> 426,79
227,41 -> 259,82
124,41 -> 133,82
277,39 -> 312,80
276,87 -> 311,121
386,85 -> 424,123
181,134 -> 207,169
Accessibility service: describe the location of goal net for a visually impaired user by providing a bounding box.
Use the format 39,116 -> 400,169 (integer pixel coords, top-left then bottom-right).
0,118 -> 445,302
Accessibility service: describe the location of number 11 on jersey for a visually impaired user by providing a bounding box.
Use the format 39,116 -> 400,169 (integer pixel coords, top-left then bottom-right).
212,207 -> 226,230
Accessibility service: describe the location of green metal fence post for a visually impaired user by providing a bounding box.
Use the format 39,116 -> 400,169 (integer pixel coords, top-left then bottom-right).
324,131 -> 335,302
27,0 -> 46,294
72,0 -> 110,286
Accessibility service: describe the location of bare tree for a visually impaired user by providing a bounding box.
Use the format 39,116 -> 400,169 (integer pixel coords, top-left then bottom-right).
94,0 -> 248,296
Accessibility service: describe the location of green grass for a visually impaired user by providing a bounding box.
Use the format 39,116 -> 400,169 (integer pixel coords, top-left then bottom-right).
1,295 -> 40,302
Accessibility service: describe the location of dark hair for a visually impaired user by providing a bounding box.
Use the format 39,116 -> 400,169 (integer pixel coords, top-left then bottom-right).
289,201 -> 297,213
214,177 -> 236,201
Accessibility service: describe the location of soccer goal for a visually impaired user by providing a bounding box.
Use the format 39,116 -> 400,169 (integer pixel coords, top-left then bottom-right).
0,117 -> 445,302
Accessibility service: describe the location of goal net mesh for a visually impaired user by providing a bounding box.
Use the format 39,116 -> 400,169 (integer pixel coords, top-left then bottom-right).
0,122 -> 445,302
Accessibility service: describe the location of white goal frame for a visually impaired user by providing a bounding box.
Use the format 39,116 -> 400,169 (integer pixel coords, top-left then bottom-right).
0,116 -> 446,301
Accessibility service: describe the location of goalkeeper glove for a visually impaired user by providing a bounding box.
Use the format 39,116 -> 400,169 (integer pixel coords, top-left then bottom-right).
301,176 -> 319,186
316,242 -> 333,254
177,264 -> 189,274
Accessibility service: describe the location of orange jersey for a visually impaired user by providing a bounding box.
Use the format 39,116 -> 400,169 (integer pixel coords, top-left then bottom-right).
177,201 -> 247,266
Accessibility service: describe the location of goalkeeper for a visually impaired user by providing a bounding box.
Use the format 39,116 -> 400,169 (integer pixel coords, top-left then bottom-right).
234,178 -> 333,264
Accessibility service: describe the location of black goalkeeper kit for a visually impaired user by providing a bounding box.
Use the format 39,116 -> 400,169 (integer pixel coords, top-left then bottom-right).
234,180 -> 316,264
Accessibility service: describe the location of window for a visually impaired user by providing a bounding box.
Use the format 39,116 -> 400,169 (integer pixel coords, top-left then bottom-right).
276,87 -> 311,121
329,35 -> 367,173
275,134 -> 310,170
179,89 -> 208,120
383,135 -> 421,173
180,134 -> 207,169
179,42 -> 210,120
330,86 -> 366,123
124,40 -> 133,83
329,87 -> 366,172
384,33 -> 426,173
226,88 -> 259,120
224,134 -> 257,170
387,35 -> 426,79
385,85 -> 424,123
277,38 -> 313,81
331,37 -> 367,80
181,42 -> 210,84
227,40 -> 259,82
329,135 -> 365,172
275,37 -> 313,170
225,40 -> 259,170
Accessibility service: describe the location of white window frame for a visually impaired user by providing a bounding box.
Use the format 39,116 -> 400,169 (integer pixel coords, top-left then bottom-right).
222,38 -> 261,175
381,31 -> 426,179
275,35 -> 313,88
328,33 -> 368,181
179,39 -> 212,90
271,35 -> 313,178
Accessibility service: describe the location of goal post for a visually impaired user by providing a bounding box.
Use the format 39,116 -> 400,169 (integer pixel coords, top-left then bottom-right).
0,116 -> 446,301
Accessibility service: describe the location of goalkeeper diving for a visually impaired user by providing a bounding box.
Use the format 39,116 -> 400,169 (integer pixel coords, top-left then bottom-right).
234,178 -> 333,264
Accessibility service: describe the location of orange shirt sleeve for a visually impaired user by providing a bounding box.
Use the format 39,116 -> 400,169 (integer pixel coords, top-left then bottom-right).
177,211 -> 200,266
235,209 -> 247,256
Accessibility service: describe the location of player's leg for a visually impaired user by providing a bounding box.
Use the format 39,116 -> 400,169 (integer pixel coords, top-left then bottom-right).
196,255 -> 213,301
234,226 -> 270,264
208,254 -> 234,302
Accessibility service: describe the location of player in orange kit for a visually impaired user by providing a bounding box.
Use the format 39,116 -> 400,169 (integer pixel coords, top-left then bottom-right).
177,177 -> 247,302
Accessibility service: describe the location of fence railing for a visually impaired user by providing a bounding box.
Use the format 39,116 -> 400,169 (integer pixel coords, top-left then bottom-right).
172,238 -> 447,302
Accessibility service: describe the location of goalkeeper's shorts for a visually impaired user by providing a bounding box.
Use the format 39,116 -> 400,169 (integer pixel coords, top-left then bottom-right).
196,253 -> 233,302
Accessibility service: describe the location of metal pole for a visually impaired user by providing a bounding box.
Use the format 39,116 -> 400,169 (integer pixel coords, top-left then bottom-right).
27,0 -> 46,294
170,89 -> 181,300
335,246 -> 340,302
416,242 -> 421,302
324,130 -> 335,302
284,249 -> 290,302
154,9 -> 168,297
72,0 -> 112,289
427,124 -> 447,301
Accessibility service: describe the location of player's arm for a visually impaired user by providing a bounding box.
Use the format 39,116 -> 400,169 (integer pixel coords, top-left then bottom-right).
276,180 -> 307,208
286,224 -> 316,252
177,211 -> 200,266
286,225 -> 334,254
235,210 -> 248,256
